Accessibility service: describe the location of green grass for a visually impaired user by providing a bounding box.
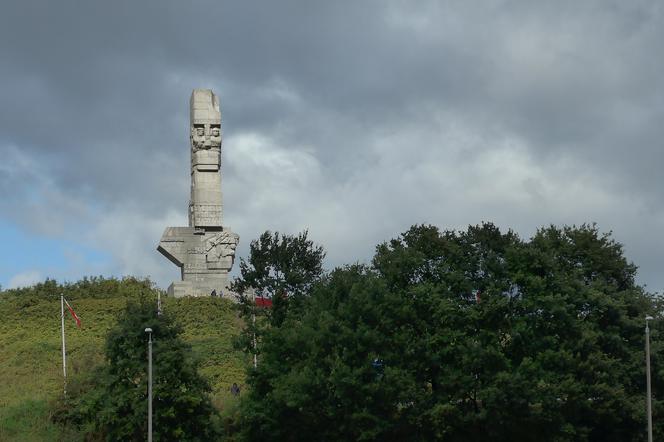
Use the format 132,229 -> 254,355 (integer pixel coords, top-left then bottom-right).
0,399 -> 82,442
0,278 -> 248,441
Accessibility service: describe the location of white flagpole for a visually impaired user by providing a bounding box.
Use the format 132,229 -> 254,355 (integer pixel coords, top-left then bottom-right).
61,293 -> 67,398
252,290 -> 257,369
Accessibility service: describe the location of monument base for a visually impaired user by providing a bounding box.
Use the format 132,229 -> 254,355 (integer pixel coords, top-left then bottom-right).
158,225 -> 238,298
166,276 -> 232,298
167,282 -> 194,298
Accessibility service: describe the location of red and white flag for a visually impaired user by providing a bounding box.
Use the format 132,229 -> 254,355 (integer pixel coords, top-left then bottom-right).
63,298 -> 81,328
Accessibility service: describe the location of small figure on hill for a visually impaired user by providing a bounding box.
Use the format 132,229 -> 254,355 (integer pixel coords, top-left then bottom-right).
211,289 -> 217,297
231,382 -> 241,396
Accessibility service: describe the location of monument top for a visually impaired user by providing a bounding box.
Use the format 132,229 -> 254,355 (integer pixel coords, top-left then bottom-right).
190,89 -> 221,126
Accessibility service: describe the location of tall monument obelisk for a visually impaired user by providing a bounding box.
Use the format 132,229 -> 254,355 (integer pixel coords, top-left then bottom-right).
157,89 -> 239,297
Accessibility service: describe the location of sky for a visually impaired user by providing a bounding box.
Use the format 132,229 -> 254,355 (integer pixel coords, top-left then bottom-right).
1,0 -> 663,292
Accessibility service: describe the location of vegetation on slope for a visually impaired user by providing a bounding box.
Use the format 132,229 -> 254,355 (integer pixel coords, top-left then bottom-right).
0,277 -> 246,441
2,223 -> 663,441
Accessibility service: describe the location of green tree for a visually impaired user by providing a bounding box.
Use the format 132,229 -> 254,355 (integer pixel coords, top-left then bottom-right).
232,230 -> 326,359
66,296 -> 220,441
238,223 -> 658,442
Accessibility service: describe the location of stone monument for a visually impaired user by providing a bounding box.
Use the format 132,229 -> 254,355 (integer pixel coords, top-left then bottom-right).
157,89 -> 239,297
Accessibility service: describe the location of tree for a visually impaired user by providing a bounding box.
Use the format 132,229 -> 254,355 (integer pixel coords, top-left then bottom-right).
63,295 -> 220,441
238,223 -> 659,441
231,230 -> 326,359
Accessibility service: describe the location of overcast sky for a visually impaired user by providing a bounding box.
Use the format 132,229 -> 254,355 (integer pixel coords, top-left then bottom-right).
1,0 -> 663,292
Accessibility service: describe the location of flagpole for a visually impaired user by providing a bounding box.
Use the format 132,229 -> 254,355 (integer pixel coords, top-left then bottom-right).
60,293 -> 67,398
252,290 -> 257,369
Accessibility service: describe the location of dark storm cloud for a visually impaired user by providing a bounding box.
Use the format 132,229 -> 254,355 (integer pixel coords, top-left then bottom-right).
1,0 -> 664,289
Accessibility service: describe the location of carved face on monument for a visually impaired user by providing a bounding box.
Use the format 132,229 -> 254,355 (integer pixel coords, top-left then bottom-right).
191,125 -> 207,150
210,126 -> 221,148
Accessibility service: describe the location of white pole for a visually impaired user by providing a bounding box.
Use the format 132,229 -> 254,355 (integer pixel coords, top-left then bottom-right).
252,290 -> 257,369
646,316 -> 653,442
60,294 -> 67,398
145,328 -> 153,442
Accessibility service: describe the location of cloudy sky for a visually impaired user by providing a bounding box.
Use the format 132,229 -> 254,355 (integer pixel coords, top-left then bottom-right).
1,0 -> 663,292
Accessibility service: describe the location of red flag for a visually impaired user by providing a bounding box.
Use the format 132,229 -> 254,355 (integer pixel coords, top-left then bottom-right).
64,298 -> 81,328
255,296 -> 273,308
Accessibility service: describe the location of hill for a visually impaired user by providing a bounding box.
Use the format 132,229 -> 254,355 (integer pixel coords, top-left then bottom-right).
0,277 -> 247,441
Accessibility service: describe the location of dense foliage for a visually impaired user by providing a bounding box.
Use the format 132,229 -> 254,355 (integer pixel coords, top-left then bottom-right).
238,223 -> 662,441
3,224 -> 662,441
232,230 -> 326,359
60,297 -> 222,441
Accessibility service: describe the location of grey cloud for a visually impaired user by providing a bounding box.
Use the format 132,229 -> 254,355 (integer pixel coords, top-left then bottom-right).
1,0 -> 664,290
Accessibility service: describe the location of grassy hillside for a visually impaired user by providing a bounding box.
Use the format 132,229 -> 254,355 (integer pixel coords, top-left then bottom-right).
0,277 -> 248,441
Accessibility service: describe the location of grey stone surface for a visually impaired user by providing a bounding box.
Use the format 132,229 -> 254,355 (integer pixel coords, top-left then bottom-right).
157,89 -> 239,297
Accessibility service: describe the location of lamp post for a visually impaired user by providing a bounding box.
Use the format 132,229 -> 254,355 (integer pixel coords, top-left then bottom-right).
646,316 -> 654,442
145,327 -> 153,442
